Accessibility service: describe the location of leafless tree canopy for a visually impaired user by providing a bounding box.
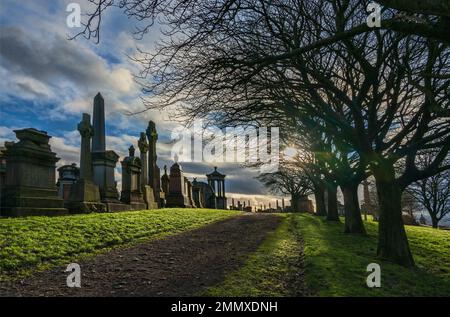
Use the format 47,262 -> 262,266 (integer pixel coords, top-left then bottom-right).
73,0 -> 450,267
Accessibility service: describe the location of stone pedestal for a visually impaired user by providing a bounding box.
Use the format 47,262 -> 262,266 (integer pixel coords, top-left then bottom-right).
66,179 -> 106,213
121,146 -> 146,210
92,150 -> 128,211
0,128 -> 67,216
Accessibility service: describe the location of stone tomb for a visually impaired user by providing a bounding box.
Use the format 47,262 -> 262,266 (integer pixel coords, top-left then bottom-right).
192,178 -> 205,208
120,145 -> 146,210
166,162 -> 191,208
56,163 -> 79,201
0,128 -> 67,216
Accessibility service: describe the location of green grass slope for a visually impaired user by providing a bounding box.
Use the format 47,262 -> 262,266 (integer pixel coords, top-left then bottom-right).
204,213 -> 449,297
0,208 -> 240,281
298,214 -> 450,296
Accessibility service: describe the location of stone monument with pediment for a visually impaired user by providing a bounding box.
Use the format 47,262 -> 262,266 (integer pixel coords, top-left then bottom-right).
0,128 -> 68,216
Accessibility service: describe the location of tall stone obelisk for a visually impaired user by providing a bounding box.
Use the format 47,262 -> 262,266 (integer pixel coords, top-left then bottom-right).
92,93 -> 106,152
146,121 -> 161,207
90,93 -> 126,211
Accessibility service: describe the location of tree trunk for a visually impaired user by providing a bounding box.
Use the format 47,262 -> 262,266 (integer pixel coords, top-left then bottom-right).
291,195 -> 300,212
373,161 -> 415,267
341,182 -> 366,234
314,183 -> 327,216
431,216 -> 439,229
326,182 -> 340,221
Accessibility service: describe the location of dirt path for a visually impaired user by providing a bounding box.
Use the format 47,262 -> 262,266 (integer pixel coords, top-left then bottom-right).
1,213 -> 283,297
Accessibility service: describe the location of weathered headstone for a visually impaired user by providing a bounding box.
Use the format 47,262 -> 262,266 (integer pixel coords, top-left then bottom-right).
0,128 -> 67,216
120,145 -> 146,210
67,114 -> 106,213
138,132 -> 157,209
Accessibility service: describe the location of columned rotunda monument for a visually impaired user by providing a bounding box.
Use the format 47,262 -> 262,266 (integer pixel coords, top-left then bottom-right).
207,167 -> 227,209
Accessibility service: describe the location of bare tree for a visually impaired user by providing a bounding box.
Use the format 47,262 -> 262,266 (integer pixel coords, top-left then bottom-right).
257,165 -> 313,211
73,0 -> 450,46
74,0 -> 450,267
409,153 -> 450,228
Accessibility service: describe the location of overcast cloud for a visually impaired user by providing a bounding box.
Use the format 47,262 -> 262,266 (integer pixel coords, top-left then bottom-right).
0,0 -> 285,207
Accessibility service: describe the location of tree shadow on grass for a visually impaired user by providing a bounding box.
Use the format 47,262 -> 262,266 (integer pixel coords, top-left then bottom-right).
296,214 -> 450,296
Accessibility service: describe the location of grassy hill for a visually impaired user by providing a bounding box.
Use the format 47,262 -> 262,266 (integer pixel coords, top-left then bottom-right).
299,214 -> 450,296
0,208 -> 240,281
205,213 -> 450,297
1,209 -> 448,296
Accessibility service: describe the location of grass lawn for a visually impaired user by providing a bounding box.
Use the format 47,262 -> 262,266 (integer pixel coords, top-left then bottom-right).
298,213 -> 450,296
0,208 -> 240,281
204,213 -> 450,297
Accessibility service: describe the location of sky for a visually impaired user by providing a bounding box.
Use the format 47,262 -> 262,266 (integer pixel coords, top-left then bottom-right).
0,0 -> 287,208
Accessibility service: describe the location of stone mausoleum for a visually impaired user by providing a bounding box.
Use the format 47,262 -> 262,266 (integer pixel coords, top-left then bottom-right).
0,128 -> 67,216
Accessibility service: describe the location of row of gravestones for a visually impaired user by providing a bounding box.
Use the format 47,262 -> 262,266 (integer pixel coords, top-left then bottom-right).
0,123 -> 157,216
0,94 -> 227,217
